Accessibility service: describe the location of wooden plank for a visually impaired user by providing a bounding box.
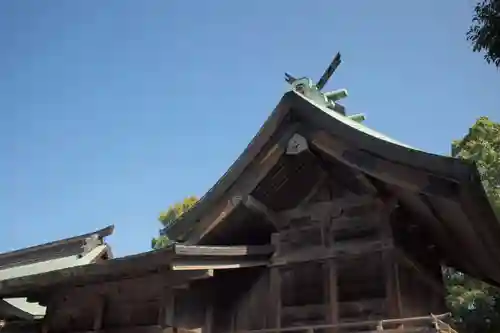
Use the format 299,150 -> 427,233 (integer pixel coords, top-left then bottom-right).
174,244 -> 275,257
171,261 -> 268,271
51,272 -> 173,302
0,264 -> 213,299
278,195 -> 376,222
280,299 -> 387,320
242,195 -> 285,229
275,212 -> 380,239
225,312 -> 449,332
187,196 -> 244,246
309,130 -> 460,198
329,213 -> 381,233
67,325 -> 165,333
270,240 -> 393,266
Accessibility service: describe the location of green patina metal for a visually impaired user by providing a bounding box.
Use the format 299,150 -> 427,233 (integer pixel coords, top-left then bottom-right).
285,52 -> 366,123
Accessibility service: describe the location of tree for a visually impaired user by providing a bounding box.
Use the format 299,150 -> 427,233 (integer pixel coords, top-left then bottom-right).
451,116 -> 500,217
467,0 -> 500,68
151,196 -> 199,249
446,117 -> 500,333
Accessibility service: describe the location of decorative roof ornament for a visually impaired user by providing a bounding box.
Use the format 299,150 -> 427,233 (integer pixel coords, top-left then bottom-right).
285,52 -> 365,123
80,234 -> 101,257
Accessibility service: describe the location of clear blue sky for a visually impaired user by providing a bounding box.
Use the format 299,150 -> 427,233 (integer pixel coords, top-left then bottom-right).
1,0 -> 498,257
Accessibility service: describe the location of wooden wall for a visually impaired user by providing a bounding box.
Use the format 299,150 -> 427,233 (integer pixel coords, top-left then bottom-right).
223,172 -> 448,332
39,173 -> 448,333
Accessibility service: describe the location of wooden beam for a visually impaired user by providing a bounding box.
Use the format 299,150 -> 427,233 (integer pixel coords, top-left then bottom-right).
354,172 -> 378,195
171,261 -> 267,270
298,171 -> 328,206
67,325 -> 166,333
281,299 -> 387,319
271,240 -> 393,266
278,195 -> 376,222
0,263 -> 213,299
309,130 -> 460,199
394,249 -> 446,296
173,244 -> 275,257
329,213 -> 381,232
242,195 -> 286,229
186,125 -> 301,244
187,196 -> 243,246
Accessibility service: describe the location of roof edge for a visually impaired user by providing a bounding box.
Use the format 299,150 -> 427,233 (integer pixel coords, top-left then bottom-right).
290,92 -> 475,183
0,225 -> 114,264
164,93 -> 296,240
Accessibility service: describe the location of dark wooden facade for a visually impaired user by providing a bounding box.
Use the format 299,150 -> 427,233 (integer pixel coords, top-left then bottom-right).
1,92 -> 499,333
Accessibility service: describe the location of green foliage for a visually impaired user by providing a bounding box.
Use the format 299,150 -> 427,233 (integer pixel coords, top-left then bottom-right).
451,116 -> 500,217
447,117 -> 500,333
151,196 -> 199,250
445,268 -> 500,333
151,235 -> 173,250
467,0 -> 500,68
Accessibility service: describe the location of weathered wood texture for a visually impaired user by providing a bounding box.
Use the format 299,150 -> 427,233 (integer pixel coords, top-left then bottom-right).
37,144 -> 449,333
221,166 -> 448,331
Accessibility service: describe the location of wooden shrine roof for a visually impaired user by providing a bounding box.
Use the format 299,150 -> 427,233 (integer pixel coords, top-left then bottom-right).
162,91 -> 500,286
0,244 -> 274,300
0,225 -> 114,321
0,225 -> 114,269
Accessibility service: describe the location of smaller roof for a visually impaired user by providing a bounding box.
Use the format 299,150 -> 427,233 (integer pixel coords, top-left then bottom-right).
0,225 -> 113,270
0,244 -> 274,300
0,225 -> 114,321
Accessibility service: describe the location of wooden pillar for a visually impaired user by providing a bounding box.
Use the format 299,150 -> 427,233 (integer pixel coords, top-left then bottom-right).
325,259 -> 339,333
323,212 -> 338,333
268,233 -> 281,331
159,289 -> 176,328
41,295 -> 57,333
378,197 -> 403,321
93,296 -> 106,332
203,305 -> 214,333
384,250 -> 403,319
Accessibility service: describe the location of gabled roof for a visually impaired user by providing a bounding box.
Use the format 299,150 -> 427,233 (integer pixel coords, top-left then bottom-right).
0,225 -> 114,320
163,91 -> 500,286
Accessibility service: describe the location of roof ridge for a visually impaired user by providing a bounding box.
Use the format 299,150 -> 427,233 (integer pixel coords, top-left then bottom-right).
0,225 -> 114,268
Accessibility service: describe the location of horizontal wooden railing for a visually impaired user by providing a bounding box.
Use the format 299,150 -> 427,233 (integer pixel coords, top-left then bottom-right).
229,313 -> 457,333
